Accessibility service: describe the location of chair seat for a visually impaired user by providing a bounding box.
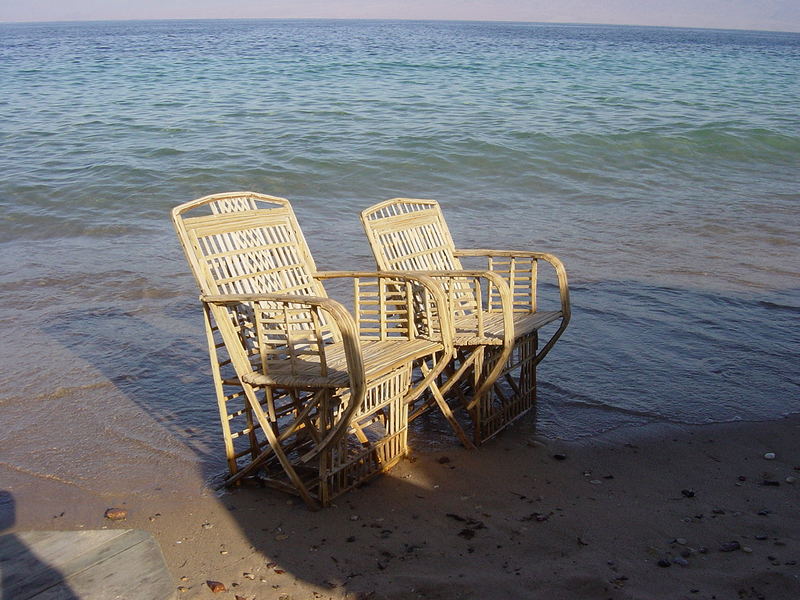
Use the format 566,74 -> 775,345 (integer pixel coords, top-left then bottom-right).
453,310 -> 562,345
241,338 -> 444,389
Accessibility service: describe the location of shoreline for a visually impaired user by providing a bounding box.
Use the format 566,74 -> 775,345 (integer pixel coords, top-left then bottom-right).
3,415 -> 800,599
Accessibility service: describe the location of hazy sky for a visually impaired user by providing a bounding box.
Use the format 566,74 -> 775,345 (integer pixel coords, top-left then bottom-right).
2,0 -> 799,32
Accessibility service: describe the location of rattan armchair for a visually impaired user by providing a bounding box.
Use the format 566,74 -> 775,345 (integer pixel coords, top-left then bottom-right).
361,198 -> 570,446
172,192 -> 453,508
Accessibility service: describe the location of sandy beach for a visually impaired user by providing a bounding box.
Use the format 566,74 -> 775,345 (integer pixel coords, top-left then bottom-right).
3,415 -> 799,599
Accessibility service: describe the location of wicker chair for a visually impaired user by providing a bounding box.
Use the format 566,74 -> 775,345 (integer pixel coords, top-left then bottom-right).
172,192 -> 453,508
361,198 -> 570,446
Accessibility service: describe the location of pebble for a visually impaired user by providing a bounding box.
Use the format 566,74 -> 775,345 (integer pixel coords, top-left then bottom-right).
589,480 -> 603,485
719,541 -> 741,552
104,508 -> 127,521
275,534 -> 289,541
657,558 -> 671,568
764,452 -> 776,460
681,489 -> 696,498
742,546 -> 753,553
552,453 -> 567,461
202,522 -> 213,529
786,476 -> 796,484
673,556 -> 689,567
177,586 -> 189,593
206,581 -> 226,593
243,572 -> 255,580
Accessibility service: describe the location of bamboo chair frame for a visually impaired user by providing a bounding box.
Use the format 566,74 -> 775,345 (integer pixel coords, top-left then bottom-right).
172,192 -> 453,508
361,198 -> 570,445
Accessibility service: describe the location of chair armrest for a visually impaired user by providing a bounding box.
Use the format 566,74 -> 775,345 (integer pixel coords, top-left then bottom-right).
382,269 -> 515,347
201,292 -> 366,457
313,271 -> 454,351
454,249 -> 571,321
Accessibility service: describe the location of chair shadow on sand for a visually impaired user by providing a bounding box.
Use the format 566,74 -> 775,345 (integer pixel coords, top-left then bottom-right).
0,490 -> 80,600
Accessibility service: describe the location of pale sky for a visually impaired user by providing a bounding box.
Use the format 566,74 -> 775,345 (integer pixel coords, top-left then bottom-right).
2,0 -> 799,33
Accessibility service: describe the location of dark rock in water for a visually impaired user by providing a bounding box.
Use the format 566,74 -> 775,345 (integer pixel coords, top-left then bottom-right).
719,541 -> 741,552
206,581 -> 226,593
104,508 -> 127,520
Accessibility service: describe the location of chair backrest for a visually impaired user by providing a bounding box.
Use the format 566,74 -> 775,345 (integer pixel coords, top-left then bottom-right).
360,198 -> 463,272
172,191 -> 326,298
172,191 -> 341,352
361,198 -> 480,316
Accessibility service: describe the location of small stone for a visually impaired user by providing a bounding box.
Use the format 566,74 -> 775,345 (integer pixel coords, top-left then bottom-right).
657,558 -> 671,568
275,534 -> 289,541
180,576 -> 188,582
104,508 -> 127,521
675,538 -> 688,545
202,522 -> 213,529
438,456 -> 451,464
552,453 -> 567,461
719,541 -> 741,552
764,452 -> 776,460
742,546 -> 753,553
681,489 -> 696,498
243,572 -> 255,580
349,515 -> 360,521
785,476 -> 796,484
206,581 -> 226,593
220,550 -> 229,555
589,480 -> 603,485
177,586 -> 189,593
673,556 -> 689,567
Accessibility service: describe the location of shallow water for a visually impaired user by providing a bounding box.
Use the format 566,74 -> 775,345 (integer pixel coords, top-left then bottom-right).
1,20 -> 798,493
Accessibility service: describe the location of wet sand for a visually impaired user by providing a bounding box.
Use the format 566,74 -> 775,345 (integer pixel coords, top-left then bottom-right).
2,416 -> 799,600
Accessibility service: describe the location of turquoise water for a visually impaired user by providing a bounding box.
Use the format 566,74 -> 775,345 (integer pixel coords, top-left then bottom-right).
0,20 -> 798,491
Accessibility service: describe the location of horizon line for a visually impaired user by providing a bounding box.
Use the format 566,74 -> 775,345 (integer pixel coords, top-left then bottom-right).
1,16 -> 799,35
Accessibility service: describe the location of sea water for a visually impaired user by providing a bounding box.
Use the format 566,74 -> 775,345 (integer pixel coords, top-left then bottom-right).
0,20 -> 798,493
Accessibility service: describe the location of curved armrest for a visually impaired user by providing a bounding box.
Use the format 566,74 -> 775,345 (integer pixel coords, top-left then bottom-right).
201,292 -> 366,459
386,269 -> 515,349
454,249 -> 571,321
314,270 -> 454,351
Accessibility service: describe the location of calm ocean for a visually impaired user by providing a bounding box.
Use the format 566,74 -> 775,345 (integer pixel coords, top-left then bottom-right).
1,20 -> 798,493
